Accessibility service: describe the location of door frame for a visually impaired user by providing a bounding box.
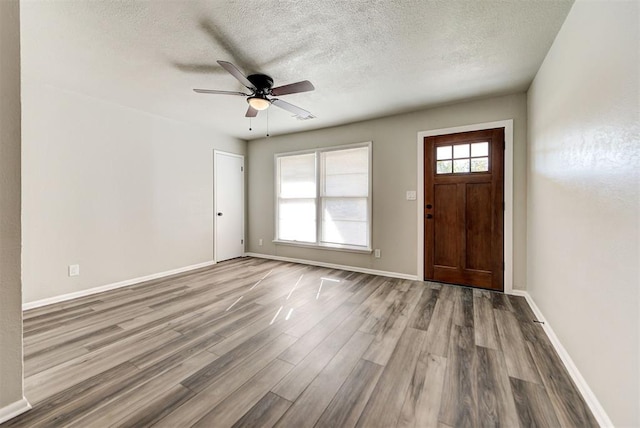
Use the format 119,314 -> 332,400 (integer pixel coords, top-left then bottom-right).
416,119 -> 514,293
213,150 -> 245,263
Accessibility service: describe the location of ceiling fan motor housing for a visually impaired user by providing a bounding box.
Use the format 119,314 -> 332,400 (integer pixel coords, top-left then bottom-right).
247,74 -> 274,94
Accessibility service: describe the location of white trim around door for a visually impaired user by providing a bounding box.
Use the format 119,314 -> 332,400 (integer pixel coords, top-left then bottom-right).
416,119 -> 514,293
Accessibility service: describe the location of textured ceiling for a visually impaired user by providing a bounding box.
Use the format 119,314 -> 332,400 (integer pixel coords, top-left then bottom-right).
20,0 -> 574,140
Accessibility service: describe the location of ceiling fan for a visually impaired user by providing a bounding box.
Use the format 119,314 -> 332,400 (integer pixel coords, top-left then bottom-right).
194,60 -> 315,119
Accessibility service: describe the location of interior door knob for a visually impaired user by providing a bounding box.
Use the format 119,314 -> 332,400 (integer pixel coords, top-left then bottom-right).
217,212 -> 223,216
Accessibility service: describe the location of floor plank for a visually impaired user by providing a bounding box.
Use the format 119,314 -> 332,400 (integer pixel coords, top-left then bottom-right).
475,345 -> 519,427
438,325 -> 478,427
397,352 -> 447,428
527,340 -> 599,427
155,334 -> 297,427
193,358 -> 294,427
274,331 -> 374,427
315,359 -> 384,428
271,313 -> 365,402
510,377 -> 562,427
356,327 -> 427,427
231,392 -> 292,428
473,289 -> 501,350
494,308 -> 542,384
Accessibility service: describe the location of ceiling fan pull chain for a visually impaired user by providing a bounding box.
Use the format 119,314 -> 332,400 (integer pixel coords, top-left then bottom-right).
249,117 -> 252,131
266,109 -> 270,137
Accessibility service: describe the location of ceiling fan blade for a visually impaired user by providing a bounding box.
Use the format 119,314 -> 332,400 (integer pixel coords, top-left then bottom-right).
271,99 -> 314,118
271,80 -> 315,96
245,105 -> 258,118
193,89 -> 249,96
217,60 -> 256,90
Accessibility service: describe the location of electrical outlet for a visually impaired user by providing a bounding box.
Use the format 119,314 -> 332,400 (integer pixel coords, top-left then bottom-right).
68,264 -> 80,277
374,249 -> 381,258
259,238 -> 263,246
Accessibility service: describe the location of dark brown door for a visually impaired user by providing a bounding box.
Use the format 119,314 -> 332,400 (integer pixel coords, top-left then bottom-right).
424,128 -> 504,291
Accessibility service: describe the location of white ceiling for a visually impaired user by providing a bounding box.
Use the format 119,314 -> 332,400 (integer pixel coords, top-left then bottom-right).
20,0 -> 573,140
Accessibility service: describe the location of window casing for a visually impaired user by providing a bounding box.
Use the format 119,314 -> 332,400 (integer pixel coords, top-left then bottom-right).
275,142 -> 372,252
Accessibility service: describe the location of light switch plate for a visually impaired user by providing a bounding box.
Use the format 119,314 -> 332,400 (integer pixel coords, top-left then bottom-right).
406,190 -> 417,200
68,264 -> 80,277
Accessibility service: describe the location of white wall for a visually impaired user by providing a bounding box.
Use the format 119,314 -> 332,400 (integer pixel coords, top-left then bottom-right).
248,93 -> 527,287
0,0 -> 25,414
21,83 -> 246,303
527,0 -> 639,425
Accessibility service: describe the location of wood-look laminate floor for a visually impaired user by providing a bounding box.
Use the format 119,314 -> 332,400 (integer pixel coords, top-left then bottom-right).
4,257 -> 597,428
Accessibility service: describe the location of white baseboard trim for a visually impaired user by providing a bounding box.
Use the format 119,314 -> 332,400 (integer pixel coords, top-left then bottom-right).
507,290 -> 613,427
245,252 -> 419,281
23,260 -> 216,311
0,397 -> 31,424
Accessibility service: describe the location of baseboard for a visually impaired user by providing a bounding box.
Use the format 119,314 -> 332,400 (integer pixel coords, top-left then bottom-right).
507,290 -> 613,427
23,260 -> 216,311
0,397 -> 31,424
245,252 -> 419,281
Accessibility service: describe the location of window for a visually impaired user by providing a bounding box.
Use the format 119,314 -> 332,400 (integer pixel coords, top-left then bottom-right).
275,143 -> 371,251
436,142 -> 489,174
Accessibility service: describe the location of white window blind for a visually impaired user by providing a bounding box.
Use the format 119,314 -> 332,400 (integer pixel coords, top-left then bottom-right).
277,153 -> 316,243
276,143 -> 371,251
320,147 -> 369,247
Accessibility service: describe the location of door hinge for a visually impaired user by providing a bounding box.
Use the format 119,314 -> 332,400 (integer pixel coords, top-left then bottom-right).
241,239 -> 244,244
503,141 -> 506,150
241,166 -> 244,172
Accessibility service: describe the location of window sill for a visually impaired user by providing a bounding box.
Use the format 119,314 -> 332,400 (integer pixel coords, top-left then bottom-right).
273,240 -> 372,254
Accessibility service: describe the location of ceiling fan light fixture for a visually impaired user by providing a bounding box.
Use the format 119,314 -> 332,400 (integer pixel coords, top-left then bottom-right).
248,96 -> 270,111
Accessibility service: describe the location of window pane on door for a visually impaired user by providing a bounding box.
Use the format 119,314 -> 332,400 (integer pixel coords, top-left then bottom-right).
453,159 -> 470,173
453,144 -> 470,159
437,146 -> 452,160
437,160 -> 453,174
471,142 -> 489,157
471,157 -> 489,172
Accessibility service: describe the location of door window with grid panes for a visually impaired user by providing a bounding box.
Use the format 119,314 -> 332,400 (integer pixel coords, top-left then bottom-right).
436,142 -> 489,174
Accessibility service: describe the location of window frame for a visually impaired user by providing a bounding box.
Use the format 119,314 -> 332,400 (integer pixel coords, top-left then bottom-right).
274,141 -> 372,253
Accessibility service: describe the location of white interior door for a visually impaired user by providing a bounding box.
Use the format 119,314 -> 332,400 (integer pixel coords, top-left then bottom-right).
214,151 -> 244,262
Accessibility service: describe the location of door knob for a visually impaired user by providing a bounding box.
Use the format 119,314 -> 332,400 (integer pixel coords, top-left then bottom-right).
426,204 -> 433,209
217,212 -> 223,216
426,214 -> 433,219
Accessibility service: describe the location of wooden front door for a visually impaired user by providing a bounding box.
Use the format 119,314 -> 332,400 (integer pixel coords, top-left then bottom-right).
424,128 -> 504,291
